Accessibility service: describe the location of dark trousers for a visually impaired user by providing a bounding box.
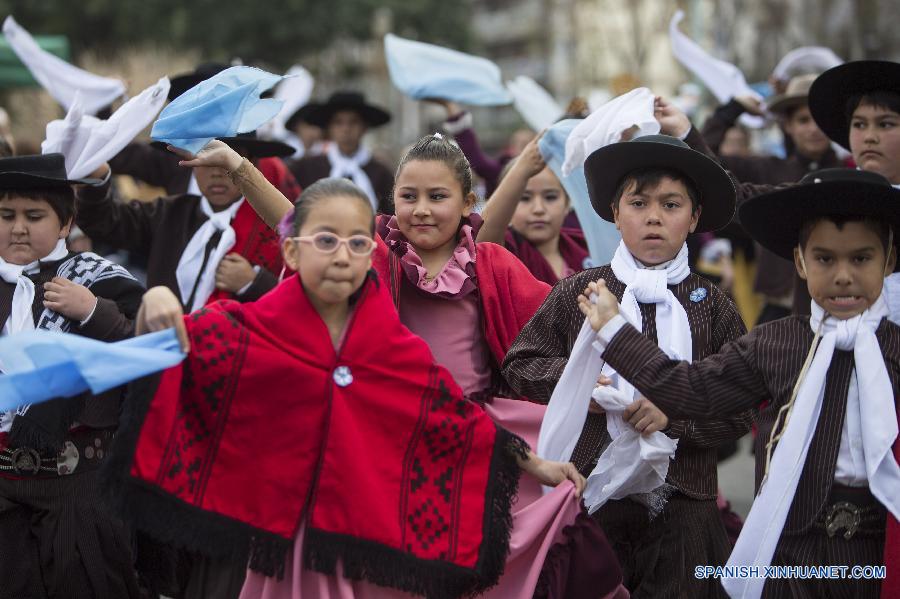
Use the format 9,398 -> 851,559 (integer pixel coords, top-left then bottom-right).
593,494 -> 730,599
764,529 -> 885,598
0,471 -> 141,599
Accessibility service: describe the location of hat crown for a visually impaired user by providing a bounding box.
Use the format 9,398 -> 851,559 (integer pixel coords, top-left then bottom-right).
783,73 -> 818,96
799,168 -> 891,187
327,91 -> 368,105
623,134 -> 690,150
0,153 -> 67,177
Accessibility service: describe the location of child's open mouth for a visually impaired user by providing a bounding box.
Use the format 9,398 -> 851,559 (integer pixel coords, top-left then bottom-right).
827,295 -> 864,308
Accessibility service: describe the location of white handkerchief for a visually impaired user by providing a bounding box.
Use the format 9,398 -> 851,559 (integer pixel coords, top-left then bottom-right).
506,76 -> 563,133
583,381 -> 678,513
668,10 -> 765,129
537,317 -> 677,515
561,87 -> 659,177
3,16 -> 125,115
42,77 -> 170,179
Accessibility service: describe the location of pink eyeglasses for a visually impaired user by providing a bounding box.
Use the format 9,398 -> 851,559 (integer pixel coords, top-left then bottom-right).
291,232 -> 376,256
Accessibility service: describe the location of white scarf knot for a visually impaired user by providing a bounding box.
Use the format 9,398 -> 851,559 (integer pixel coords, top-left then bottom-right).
327,144 -> 377,210
610,240 -> 693,382
175,197 -> 242,312
724,294 -> 898,599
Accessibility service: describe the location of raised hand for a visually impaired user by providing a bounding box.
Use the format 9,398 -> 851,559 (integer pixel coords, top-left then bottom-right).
136,286 -> 190,353
577,279 -> 620,332
510,131 -> 547,180
168,140 -> 243,172
653,95 -> 692,138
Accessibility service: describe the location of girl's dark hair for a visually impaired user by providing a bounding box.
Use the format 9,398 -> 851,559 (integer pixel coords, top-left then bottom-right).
395,134 -> 473,197
845,90 -> 900,123
0,187 -> 75,227
277,177 -> 375,240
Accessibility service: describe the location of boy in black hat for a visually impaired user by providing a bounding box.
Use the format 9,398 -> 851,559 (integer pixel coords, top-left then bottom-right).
581,168 -> 900,599
503,135 -> 754,598
808,61 -> 900,324
75,135 -> 294,312
702,74 -> 846,325
0,153 -> 145,598
287,91 -> 394,214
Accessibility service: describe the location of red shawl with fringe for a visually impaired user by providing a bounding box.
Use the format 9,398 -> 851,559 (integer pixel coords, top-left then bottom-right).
112,274 -> 522,599
373,215 -> 551,368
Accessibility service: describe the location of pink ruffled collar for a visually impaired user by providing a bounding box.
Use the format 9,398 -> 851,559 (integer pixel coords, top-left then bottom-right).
384,216 -> 477,296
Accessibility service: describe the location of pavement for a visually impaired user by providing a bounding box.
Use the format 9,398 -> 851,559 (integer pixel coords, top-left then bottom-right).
716,433 -> 757,519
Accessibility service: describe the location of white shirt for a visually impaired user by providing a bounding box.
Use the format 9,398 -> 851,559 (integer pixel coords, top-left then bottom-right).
834,371 -> 868,486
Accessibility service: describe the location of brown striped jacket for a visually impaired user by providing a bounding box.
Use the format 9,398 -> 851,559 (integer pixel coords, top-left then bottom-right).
502,265 -> 756,500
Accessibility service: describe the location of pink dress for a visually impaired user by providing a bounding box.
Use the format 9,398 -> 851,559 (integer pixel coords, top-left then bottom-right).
239,224 -> 626,599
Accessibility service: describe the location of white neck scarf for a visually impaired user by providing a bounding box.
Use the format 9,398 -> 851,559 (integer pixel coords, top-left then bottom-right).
327,143 -> 377,210
723,294 -> 899,599
175,197 -> 243,312
0,239 -> 69,334
609,240 -> 693,396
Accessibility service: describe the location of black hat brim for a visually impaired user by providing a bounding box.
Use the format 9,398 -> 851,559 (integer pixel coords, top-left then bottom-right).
303,101 -> 391,129
215,137 -> 295,158
151,137 -> 295,158
808,61 -> 900,150
584,140 -> 736,233
738,181 -> 900,263
0,172 -> 99,188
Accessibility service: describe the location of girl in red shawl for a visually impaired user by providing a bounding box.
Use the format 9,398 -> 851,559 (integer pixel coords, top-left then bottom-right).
476,135 -> 590,285
172,137 -> 628,599
130,173 -> 588,599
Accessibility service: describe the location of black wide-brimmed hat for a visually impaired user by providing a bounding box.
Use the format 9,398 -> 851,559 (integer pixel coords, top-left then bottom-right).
0,153 -> 98,188
302,92 -> 391,129
284,104 -> 316,132
153,131 -> 294,158
168,62 -> 230,101
808,60 -> 900,150
739,168 -> 900,262
584,134 -> 736,232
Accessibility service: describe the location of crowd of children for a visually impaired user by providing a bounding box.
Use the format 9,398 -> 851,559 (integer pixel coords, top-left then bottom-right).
0,34 -> 898,599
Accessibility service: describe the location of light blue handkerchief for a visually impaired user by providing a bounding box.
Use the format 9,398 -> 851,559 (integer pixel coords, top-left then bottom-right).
384,33 -> 512,106
540,120 -> 621,267
151,66 -> 285,153
0,329 -> 185,412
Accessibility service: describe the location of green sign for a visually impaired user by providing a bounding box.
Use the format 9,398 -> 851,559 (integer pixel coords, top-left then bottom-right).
0,36 -> 70,87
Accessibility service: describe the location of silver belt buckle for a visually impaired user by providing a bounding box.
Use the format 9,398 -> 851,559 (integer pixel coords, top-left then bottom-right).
825,501 -> 861,540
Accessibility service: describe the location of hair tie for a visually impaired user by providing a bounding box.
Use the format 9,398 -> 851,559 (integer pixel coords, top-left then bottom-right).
432,132 -> 444,140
